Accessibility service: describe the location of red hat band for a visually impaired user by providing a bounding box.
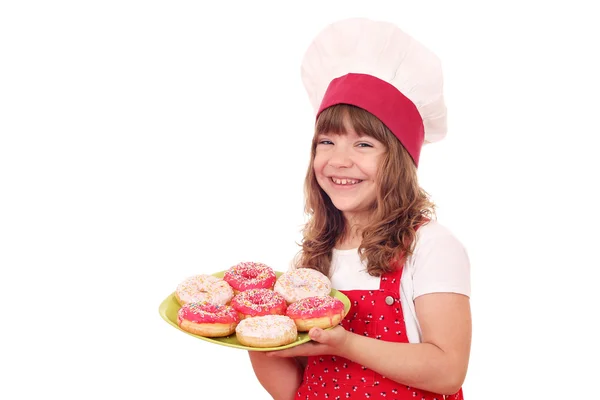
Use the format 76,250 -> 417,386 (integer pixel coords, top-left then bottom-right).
316,73 -> 425,166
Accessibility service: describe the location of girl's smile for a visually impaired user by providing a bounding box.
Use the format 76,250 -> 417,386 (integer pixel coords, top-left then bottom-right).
329,177 -> 363,186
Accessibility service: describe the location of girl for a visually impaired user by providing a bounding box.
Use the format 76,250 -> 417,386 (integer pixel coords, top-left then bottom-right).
249,18 -> 471,400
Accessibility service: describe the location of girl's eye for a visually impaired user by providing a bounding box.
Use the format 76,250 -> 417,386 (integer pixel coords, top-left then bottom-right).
318,140 -> 334,145
357,142 -> 373,148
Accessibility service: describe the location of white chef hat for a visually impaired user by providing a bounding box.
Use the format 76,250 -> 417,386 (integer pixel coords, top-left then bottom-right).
301,17 -> 447,166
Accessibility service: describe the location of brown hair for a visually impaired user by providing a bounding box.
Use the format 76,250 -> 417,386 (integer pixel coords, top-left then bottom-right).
297,104 -> 436,276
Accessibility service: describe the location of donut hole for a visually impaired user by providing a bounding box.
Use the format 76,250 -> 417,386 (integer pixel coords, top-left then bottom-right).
242,269 -> 260,279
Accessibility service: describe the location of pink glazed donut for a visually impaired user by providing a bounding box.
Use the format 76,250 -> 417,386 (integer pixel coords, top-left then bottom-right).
223,262 -> 277,293
177,302 -> 240,337
286,296 -> 345,332
231,288 -> 287,319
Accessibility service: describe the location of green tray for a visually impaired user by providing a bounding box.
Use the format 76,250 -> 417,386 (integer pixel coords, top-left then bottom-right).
158,270 -> 351,351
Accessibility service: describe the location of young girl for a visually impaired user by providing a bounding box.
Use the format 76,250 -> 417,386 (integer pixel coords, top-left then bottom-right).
249,18 -> 471,400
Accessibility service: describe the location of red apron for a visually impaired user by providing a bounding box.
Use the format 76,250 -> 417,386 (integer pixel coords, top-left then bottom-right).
295,261 -> 464,399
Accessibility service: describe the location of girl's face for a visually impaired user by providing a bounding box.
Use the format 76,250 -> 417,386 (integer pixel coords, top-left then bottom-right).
313,116 -> 386,224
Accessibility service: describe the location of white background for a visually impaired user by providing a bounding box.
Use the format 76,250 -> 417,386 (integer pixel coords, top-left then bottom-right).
1,1 -> 599,399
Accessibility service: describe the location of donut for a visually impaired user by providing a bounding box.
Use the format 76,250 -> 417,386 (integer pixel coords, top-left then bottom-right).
235,315 -> 298,348
223,262 -> 277,293
175,274 -> 234,306
231,288 -> 287,319
286,296 -> 345,332
274,268 -> 332,304
177,302 -> 240,337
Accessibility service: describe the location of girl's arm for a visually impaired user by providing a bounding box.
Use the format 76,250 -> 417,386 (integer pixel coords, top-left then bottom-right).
247,351 -> 304,400
342,292 -> 471,395
268,292 -> 471,395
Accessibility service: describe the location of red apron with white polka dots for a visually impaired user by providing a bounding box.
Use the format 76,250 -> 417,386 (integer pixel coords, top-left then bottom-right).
295,261 -> 464,400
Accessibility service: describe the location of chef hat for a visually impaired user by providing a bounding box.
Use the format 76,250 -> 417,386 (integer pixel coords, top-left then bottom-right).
301,17 -> 447,166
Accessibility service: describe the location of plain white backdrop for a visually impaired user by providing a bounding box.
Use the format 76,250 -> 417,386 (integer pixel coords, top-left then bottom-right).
1,1 -> 599,399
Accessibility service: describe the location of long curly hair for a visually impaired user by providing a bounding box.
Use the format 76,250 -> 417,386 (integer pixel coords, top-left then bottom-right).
297,104 -> 436,276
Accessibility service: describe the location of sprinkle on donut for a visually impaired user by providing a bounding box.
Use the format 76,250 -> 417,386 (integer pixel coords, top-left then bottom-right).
231,288 -> 287,319
235,315 -> 298,347
274,268 -> 332,304
178,302 -> 239,324
286,296 -> 345,318
175,274 -> 234,306
177,302 -> 240,337
286,296 -> 345,332
223,261 -> 277,292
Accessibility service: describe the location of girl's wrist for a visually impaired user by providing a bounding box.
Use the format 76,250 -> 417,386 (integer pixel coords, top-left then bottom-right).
335,329 -> 357,359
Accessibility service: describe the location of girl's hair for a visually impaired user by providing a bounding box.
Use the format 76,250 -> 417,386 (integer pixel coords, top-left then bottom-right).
297,104 -> 436,276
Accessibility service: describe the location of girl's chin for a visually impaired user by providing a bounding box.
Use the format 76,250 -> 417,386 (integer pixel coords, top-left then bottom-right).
331,202 -> 369,216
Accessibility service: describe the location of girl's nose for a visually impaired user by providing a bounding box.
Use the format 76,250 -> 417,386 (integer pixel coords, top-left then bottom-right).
328,146 -> 353,168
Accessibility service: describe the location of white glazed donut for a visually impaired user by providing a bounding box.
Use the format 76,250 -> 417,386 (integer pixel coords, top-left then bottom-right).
274,268 -> 332,304
235,315 -> 298,348
175,274 -> 234,306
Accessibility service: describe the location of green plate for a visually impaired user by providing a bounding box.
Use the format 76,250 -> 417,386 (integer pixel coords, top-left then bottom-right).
158,270 -> 350,351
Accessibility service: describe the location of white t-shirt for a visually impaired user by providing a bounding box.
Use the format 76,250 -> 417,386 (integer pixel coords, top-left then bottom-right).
328,220 -> 470,343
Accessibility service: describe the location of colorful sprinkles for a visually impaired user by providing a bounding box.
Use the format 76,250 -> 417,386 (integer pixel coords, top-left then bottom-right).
231,288 -> 287,317
223,262 -> 277,291
286,296 -> 345,318
178,302 -> 239,324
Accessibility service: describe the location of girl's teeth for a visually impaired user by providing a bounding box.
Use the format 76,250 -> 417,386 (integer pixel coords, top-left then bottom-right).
332,178 -> 359,185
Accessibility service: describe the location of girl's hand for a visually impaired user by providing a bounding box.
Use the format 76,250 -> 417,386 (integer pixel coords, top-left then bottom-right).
266,325 -> 350,358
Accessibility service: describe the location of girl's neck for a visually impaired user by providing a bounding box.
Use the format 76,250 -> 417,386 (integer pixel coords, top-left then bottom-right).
336,219 -> 364,250
336,236 -> 361,250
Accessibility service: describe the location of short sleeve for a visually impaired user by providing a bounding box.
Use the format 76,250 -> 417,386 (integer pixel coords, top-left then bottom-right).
410,221 -> 471,299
